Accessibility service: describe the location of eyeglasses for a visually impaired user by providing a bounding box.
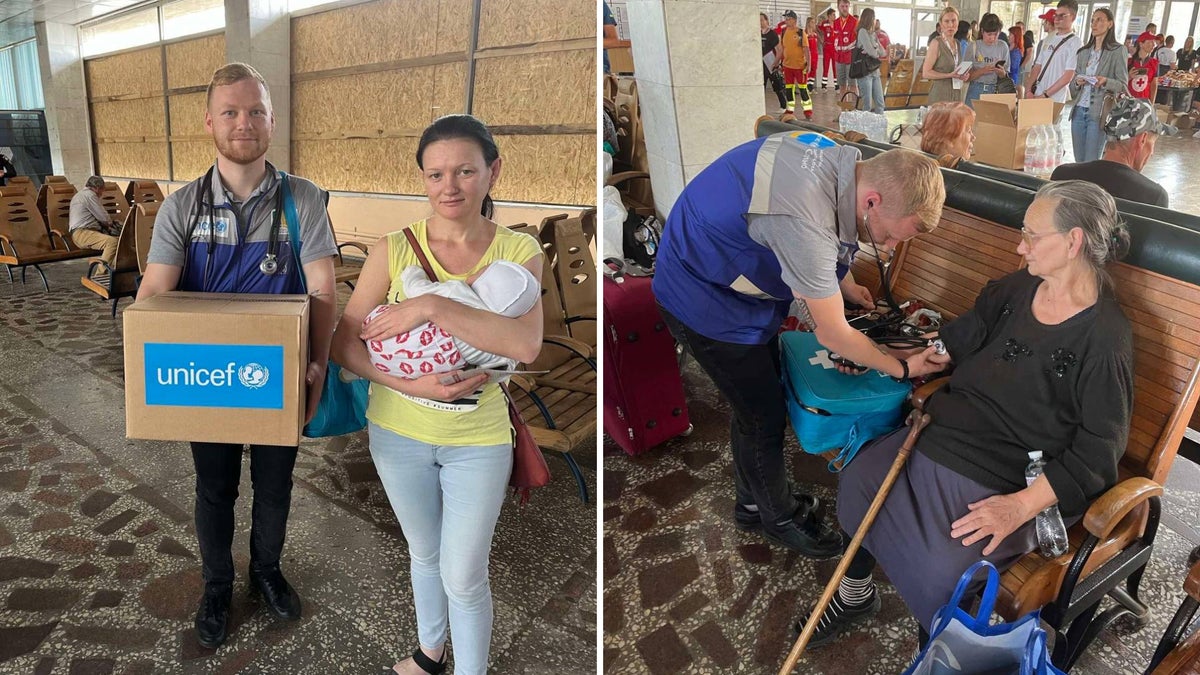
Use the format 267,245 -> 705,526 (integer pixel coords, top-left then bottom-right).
1020,227 -> 1063,246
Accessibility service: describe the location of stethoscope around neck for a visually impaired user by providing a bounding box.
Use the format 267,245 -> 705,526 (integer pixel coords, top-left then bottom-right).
182,166 -> 286,288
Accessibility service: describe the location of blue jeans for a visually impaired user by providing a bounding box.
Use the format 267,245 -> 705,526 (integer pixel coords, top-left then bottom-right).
368,424 -> 512,675
856,71 -> 884,113
1071,107 -> 1107,162
964,81 -> 997,108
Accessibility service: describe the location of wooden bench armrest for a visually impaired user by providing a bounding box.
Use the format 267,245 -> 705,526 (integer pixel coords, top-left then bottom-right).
606,171 -> 650,188
543,335 -> 595,361
911,377 -> 950,412
48,228 -> 75,250
337,241 -> 370,258
1082,476 -> 1163,540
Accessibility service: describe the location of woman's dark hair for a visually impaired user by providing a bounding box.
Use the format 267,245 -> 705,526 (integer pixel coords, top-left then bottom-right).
760,12 -> 768,22
955,20 -> 970,41
979,13 -> 1001,34
858,8 -> 876,37
1078,7 -> 1121,53
1024,30 -> 1035,51
416,114 -> 500,219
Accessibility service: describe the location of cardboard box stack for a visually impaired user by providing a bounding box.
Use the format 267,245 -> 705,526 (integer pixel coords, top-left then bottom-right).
124,292 -> 311,447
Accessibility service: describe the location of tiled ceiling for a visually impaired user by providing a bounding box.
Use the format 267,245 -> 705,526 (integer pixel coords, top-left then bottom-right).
0,0 -> 145,47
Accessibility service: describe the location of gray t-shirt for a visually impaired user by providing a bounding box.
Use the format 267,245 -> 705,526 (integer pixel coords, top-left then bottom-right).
745,143 -> 862,301
969,39 -> 1010,84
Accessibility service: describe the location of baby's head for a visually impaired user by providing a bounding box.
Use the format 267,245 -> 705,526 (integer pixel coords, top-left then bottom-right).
471,260 -> 540,318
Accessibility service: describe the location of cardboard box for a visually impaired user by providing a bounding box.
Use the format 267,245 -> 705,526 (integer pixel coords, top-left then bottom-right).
972,95 -> 1062,170
124,292 -> 310,446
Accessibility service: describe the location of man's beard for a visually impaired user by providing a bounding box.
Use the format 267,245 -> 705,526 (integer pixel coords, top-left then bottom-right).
215,134 -> 270,165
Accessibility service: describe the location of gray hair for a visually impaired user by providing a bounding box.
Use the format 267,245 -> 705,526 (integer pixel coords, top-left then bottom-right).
85,176 -> 105,190
1035,180 -> 1130,282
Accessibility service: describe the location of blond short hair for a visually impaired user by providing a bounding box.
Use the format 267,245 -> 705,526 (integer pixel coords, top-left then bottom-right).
940,5 -> 960,22
206,63 -> 271,109
860,149 -> 945,233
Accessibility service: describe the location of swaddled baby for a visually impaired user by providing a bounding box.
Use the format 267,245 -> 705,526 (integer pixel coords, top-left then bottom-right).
364,260 -> 539,378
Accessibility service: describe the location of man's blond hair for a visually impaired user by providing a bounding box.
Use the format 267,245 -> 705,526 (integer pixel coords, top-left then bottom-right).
860,149 -> 945,233
206,63 -> 271,109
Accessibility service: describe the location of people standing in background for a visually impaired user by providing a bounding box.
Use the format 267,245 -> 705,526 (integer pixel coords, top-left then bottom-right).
854,8 -> 886,114
1008,28 -> 1025,89
602,2 -> 630,75
806,17 -> 820,88
819,8 -> 837,89
833,0 -> 859,93
1138,23 -> 1157,45
1178,37 -> 1199,71
1128,35 -> 1160,101
875,20 -> 890,54
955,20 -> 971,61
1069,8 -> 1128,163
0,150 -> 15,187
963,13 -> 1009,108
923,6 -> 969,104
781,10 -> 814,118
1022,29 -> 1037,95
762,13 -> 789,112
1157,36 -> 1177,75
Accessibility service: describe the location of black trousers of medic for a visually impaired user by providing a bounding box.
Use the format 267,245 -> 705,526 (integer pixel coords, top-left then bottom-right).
191,442 -> 299,591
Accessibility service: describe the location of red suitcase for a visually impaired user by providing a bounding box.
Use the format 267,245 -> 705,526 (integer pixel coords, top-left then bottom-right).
603,274 -> 691,455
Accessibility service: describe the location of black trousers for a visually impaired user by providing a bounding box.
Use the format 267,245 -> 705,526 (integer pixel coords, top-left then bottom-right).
765,63 -> 788,109
660,307 -> 798,525
191,442 -> 298,591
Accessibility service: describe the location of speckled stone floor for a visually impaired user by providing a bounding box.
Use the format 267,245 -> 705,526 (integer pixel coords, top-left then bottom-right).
767,86 -> 1200,217
0,263 -> 596,674
602,350 -> 1200,674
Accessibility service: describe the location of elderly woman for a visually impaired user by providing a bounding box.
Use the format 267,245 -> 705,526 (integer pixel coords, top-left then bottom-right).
796,180 -> 1133,649
921,102 -> 976,163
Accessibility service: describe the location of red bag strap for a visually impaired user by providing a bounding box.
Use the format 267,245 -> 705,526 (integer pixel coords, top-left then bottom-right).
403,227 -> 438,282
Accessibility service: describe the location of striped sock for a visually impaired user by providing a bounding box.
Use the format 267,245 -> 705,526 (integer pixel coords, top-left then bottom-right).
837,574 -> 875,607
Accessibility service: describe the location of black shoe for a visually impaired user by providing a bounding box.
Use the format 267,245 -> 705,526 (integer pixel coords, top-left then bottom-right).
734,492 -> 820,532
794,586 -> 881,648
761,506 -> 843,559
194,587 -> 232,649
250,567 -> 302,621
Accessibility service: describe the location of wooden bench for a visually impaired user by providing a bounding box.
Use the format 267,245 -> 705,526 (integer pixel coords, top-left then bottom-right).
100,181 -> 130,224
1147,560 -> 1200,674
124,180 -> 163,205
506,220 -> 596,503
5,176 -> 35,199
538,211 -> 597,347
81,202 -> 155,317
754,117 -> 1200,670
0,186 -> 94,290
38,181 -> 76,248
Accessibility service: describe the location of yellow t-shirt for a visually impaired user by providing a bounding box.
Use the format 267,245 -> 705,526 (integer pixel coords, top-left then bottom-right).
782,27 -> 809,71
365,219 -> 542,446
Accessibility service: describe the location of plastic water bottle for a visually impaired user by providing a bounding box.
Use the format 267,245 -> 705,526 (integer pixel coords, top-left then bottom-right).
1037,125 -> 1055,178
1025,451 -> 1069,558
1023,126 -> 1039,174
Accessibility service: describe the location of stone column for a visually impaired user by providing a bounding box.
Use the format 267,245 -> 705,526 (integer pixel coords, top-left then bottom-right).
35,21 -> 93,185
224,0 -> 290,170
625,0 -> 762,217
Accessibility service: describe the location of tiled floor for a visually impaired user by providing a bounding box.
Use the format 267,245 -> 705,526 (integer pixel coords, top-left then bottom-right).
0,264 -> 596,674
601,87 -> 1200,674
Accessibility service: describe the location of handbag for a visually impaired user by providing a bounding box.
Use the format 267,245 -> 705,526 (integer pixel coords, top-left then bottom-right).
276,171 -> 370,439
995,72 -> 1017,94
903,561 -> 1067,675
850,42 -> 882,79
780,330 -> 910,471
401,228 -> 550,503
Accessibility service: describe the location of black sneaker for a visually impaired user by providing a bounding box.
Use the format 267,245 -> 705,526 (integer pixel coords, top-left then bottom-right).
195,587 -> 232,649
734,492 -> 820,531
794,586 -> 881,648
761,507 -> 843,559
250,567 -> 302,621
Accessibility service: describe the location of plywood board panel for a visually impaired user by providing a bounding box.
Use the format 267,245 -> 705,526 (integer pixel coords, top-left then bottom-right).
436,0 -> 472,52
291,0 -> 441,74
293,138 -> 423,194
492,134 -> 593,206
432,61 -> 468,119
165,34 -> 226,90
168,92 -> 209,138
292,66 -> 437,136
172,141 -> 215,180
477,0 -> 593,49
91,97 -> 167,140
472,49 -> 593,127
96,142 -> 169,180
86,47 -> 163,98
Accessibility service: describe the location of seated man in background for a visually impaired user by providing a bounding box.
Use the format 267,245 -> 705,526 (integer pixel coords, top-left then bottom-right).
1051,97 -> 1172,207
796,180 -> 1133,651
920,102 -> 976,163
68,176 -> 120,265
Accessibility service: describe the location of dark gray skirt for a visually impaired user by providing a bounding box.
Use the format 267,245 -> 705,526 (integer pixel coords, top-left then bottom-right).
836,427 -> 1038,631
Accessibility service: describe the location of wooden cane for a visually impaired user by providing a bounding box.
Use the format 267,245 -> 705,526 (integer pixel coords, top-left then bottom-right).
777,410 -> 932,675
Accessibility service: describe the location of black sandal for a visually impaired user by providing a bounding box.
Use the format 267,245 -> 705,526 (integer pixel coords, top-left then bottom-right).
378,648 -> 447,675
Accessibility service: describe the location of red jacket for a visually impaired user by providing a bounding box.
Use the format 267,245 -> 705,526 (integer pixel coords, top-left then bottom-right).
833,14 -> 858,64
819,20 -> 835,53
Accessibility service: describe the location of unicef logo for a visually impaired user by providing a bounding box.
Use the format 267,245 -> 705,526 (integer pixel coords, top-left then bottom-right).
238,363 -> 270,389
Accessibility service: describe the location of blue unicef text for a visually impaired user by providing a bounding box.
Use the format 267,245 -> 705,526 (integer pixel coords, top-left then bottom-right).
144,343 -> 285,409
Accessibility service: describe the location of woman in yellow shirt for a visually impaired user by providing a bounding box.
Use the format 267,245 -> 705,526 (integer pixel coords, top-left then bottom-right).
332,114 -> 544,675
